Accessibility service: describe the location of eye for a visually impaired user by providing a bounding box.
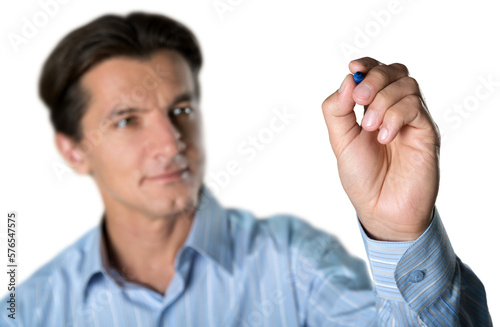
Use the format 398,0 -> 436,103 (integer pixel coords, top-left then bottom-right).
170,107 -> 193,117
115,116 -> 138,128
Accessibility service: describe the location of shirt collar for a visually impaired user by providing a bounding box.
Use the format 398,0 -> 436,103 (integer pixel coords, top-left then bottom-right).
80,215 -> 110,301
181,184 -> 233,274
80,184 -> 232,300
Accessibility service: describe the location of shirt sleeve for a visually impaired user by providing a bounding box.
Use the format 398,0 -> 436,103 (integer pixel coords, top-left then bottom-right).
359,205 -> 492,326
291,206 -> 492,326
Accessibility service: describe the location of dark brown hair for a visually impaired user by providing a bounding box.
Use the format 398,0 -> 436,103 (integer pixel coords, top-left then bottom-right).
39,12 -> 203,142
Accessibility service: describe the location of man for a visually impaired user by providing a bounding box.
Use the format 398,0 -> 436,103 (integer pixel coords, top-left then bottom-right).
1,11 -> 491,326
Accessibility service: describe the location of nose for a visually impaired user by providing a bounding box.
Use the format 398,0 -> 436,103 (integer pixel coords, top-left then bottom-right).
148,112 -> 186,161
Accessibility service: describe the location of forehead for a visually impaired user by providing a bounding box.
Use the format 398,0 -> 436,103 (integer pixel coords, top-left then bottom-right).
80,49 -> 194,113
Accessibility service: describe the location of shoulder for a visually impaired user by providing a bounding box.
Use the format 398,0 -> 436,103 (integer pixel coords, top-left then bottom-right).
225,206 -> 368,283
22,225 -> 97,285
225,206 -> 340,254
0,226 -> 99,323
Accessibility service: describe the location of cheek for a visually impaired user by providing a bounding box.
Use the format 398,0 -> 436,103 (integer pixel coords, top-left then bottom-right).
90,140 -> 143,184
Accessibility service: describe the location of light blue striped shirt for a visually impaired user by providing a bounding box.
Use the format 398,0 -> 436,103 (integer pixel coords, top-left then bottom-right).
1,185 -> 491,326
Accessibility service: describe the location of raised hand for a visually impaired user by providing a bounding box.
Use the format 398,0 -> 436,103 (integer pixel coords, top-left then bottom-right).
322,57 -> 441,241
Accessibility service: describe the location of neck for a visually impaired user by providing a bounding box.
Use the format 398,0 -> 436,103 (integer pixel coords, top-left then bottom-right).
102,204 -> 196,290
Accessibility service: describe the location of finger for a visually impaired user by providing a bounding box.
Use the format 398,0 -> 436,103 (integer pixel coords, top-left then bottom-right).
322,74 -> 360,157
362,76 -> 421,131
352,63 -> 410,106
348,57 -> 383,74
376,94 -> 429,144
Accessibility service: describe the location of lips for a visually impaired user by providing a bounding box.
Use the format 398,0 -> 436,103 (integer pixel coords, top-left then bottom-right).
146,167 -> 189,183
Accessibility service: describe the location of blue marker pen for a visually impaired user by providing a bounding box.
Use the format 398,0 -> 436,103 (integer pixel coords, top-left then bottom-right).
353,71 -> 365,84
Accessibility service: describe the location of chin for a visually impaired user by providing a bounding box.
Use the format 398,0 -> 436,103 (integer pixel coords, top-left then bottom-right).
148,181 -> 202,217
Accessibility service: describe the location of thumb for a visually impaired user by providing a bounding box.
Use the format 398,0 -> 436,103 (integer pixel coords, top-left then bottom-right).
322,74 -> 361,158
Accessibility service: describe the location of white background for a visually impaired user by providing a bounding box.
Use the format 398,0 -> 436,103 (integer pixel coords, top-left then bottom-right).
1,0 -> 499,323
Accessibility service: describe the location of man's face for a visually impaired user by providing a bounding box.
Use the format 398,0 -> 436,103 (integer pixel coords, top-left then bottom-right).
63,49 -> 205,219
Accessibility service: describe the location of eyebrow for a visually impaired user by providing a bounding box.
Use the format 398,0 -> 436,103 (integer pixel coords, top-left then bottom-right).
104,92 -> 196,123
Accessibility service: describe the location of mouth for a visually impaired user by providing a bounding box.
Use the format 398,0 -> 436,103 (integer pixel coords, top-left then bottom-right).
145,167 -> 190,184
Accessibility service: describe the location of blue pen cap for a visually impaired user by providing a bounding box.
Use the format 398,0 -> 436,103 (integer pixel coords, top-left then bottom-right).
353,71 -> 365,84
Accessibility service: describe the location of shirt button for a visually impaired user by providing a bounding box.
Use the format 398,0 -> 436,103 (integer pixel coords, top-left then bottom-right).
409,270 -> 425,283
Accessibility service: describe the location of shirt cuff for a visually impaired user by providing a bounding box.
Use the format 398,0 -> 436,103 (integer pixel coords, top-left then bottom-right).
358,206 -> 456,308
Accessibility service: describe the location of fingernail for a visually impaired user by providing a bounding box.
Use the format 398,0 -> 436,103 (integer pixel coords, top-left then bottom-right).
355,84 -> 372,100
339,77 -> 347,93
379,127 -> 389,141
363,110 -> 377,127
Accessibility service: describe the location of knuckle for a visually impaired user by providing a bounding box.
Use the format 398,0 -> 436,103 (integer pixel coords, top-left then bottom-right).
383,108 -> 400,125
403,94 -> 422,107
390,62 -> 409,75
350,57 -> 383,72
368,66 -> 391,84
371,89 -> 392,112
401,76 -> 419,90
321,96 -> 334,113
351,57 -> 375,66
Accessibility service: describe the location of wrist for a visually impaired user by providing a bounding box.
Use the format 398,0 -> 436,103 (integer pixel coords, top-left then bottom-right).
358,208 -> 434,242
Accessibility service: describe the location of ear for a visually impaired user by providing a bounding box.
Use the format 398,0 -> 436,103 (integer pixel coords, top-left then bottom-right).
54,132 -> 91,175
